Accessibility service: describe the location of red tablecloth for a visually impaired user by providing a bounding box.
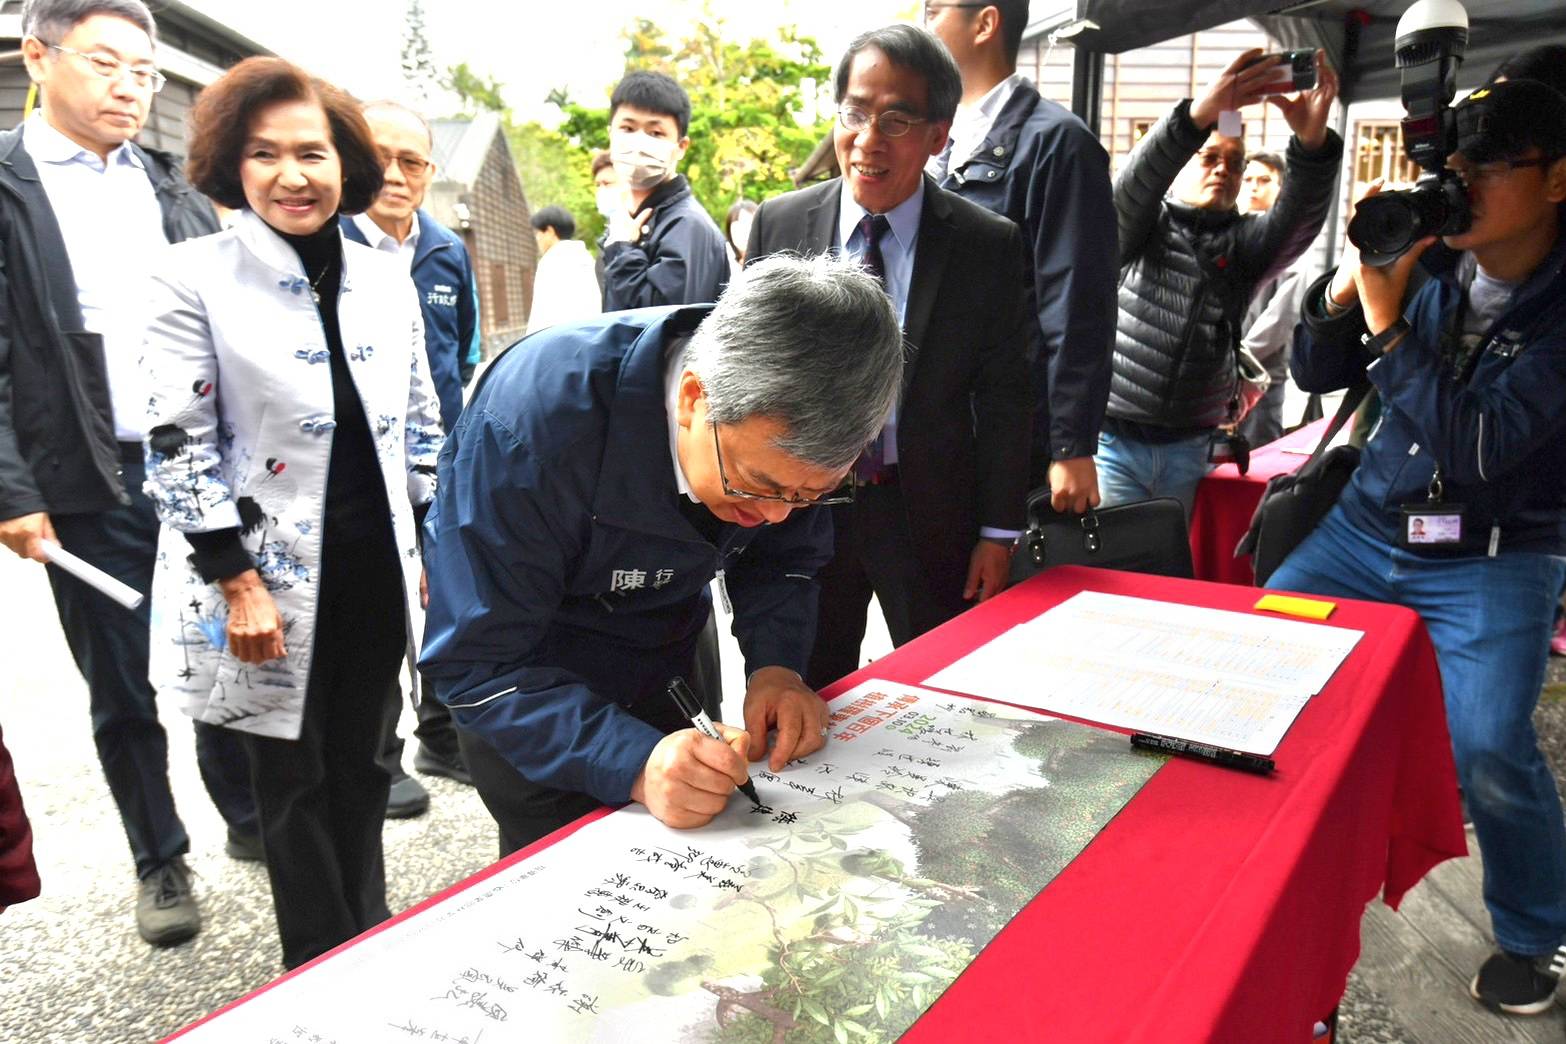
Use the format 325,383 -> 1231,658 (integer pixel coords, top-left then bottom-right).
168,566 -> 1464,1044
1190,417 -> 1332,585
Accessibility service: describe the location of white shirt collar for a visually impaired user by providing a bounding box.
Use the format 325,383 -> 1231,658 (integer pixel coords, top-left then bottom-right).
947,72 -> 1026,171
24,111 -> 143,172
664,335 -> 698,501
351,211 -> 420,254
836,176 -> 924,256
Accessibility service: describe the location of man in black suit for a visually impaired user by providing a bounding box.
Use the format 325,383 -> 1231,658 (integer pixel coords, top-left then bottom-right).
746,23 -> 1032,689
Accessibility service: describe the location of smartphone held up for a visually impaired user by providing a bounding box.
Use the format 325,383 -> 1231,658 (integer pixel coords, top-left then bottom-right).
1248,50 -> 1319,94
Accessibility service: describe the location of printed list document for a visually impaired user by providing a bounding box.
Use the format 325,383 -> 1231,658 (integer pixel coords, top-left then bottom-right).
924,591 -> 1363,754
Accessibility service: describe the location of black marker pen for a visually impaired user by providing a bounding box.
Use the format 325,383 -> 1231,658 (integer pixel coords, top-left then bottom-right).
1130,732 -> 1275,775
666,677 -> 763,807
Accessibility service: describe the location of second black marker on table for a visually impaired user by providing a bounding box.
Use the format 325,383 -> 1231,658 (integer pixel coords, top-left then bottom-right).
666,676 -> 763,807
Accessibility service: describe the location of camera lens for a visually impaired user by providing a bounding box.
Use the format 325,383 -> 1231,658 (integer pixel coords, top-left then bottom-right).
1349,194 -> 1424,259
1347,174 -> 1469,265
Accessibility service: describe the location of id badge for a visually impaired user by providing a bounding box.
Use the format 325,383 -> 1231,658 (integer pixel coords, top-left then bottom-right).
1400,503 -> 1465,547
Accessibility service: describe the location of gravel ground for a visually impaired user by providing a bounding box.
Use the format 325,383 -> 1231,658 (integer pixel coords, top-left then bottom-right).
4,537 -> 1565,1043
0,719 -> 495,1044
0,551 -> 501,1044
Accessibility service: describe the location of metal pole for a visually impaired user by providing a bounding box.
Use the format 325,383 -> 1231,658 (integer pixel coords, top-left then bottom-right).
1071,47 -> 1105,139
1321,103 -> 1352,269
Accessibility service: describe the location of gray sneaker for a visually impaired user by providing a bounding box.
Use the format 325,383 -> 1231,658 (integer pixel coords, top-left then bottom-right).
136,857 -> 200,946
385,771 -> 430,819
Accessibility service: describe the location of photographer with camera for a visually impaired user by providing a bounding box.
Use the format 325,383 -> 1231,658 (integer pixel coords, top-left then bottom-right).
1275,77 -> 1566,1015
1098,47 -> 1341,516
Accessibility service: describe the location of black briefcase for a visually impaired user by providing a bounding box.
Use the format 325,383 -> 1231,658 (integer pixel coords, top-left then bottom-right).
1009,492 -> 1194,583
1236,384 -> 1369,586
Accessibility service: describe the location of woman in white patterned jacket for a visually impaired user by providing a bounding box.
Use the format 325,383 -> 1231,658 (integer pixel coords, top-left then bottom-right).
140,57 -> 443,970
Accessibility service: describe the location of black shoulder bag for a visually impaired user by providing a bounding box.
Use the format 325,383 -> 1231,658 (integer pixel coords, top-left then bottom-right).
1010,492 -> 1194,583
1235,383 -> 1370,586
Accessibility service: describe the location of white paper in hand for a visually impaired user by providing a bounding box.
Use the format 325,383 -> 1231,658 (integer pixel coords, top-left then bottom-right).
38,539 -> 144,610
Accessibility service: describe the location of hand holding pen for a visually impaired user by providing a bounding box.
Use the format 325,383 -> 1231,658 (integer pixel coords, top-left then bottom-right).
668,677 -> 764,806
626,678 -> 762,829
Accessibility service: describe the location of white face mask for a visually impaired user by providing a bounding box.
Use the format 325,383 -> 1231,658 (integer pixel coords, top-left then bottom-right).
610,130 -> 680,190
596,186 -> 622,220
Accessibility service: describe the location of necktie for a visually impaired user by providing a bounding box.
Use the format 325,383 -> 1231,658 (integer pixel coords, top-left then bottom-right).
855,213 -> 889,283
853,214 -> 893,484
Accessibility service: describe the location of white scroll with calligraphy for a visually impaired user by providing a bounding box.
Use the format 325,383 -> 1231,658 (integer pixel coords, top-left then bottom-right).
171,681 -> 1159,1044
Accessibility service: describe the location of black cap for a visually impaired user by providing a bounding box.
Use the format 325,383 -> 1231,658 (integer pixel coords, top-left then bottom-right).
1455,78 -> 1566,163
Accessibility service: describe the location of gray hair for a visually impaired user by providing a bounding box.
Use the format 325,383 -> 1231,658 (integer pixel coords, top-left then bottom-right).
688,253 -> 903,472
834,24 -> 962,125
22,0 -> 155,43
362,98 -> 435,149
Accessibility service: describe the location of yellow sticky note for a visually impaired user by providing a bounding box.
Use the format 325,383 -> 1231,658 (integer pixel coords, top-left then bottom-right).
1254,593 -> 1337,620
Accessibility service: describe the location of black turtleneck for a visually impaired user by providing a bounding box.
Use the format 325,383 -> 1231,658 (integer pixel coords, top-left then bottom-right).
185,214 -> 393,582
280,216 -> 391,547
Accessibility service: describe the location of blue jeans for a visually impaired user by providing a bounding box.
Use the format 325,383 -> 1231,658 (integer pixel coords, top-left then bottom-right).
1095,426 -> 1214,517
1270,504 -> 1566,956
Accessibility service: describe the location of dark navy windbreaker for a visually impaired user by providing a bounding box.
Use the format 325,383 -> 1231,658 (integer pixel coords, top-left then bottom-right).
1292,237 -> 1566,557
418,306 -> 831,804
343,209 -> 480,430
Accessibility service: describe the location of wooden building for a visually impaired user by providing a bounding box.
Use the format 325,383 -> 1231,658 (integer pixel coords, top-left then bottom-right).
427,112 -> 537,355
0,0 -> 268,156
1016,5 -> 1516,266
1020,14 -> 1289,173
796,15 -> 1291,185
1020,11 -> 1346,269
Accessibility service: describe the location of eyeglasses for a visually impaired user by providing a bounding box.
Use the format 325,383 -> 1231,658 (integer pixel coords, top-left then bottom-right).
710,423 -> 854,507
377,149 -> 432,178
1450,157 -> 1553,189
923,2 -> 990,18
837,105 -> 928,139
1197,150 -> 1244,172
47,44 -> 165,93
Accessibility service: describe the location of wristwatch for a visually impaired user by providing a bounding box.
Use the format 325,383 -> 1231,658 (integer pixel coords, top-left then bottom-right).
1361,317 -> 1411,357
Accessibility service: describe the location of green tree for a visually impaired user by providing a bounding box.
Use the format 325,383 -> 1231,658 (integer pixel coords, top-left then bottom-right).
400,0 -> 438,104
442,62 -> 507,116
622,16 -> 674,65
505,121 -> 601,245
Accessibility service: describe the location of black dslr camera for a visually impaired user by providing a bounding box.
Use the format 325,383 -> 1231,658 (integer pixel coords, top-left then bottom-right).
1346,0 -> 1471,266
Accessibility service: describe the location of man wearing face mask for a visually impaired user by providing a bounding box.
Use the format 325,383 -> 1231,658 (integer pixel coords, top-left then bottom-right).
600,71 -> 729,311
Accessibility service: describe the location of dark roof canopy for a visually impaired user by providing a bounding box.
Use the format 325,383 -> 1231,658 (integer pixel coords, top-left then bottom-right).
1048,0 -> 1566,103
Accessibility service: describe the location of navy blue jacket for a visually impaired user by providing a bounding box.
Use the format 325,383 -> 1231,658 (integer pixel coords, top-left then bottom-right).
342,209 -> 479,430
1291,237 -> 1566,556
939,81 -> 1118,472
418,306 -> 832,803
602,175 -> 729,310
